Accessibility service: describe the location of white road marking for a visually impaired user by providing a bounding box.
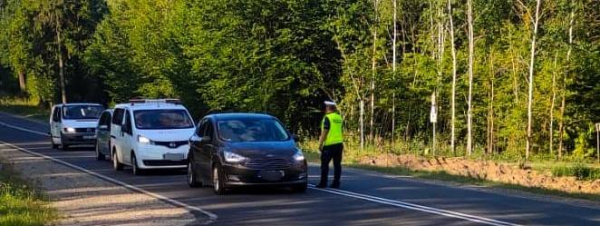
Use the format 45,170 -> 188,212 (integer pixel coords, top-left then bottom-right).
308,184 -> 521,226
0,122 -> 218,225
2,118 -> 519,225
0,121 -> 49,136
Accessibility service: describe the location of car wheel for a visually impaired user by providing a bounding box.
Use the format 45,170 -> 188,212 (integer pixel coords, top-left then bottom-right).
212,164 -> 227,195
59,134 -> 69,150
132,153 -> 144,176
50,137 -> 59,149
95,141 -> 105,161
188,162 -> 201,188
292,182 -> 308,193
113,151 -> 123,171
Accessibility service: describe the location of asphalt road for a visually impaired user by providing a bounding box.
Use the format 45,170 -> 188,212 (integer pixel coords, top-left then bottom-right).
1,112 -> 599,226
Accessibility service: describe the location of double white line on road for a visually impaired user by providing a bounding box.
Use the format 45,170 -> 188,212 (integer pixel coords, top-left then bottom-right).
2,119 -> 520,226
0,121 -> 218,225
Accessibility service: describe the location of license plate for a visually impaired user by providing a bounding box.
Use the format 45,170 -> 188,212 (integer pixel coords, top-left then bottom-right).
163,153 -> 184,161
83,135 -> 95,139
259,170 -> 285,181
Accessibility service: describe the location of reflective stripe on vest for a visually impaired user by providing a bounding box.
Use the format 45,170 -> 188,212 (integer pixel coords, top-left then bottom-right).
321,112 -> 343,146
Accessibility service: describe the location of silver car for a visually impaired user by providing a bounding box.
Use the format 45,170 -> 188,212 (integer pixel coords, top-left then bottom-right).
95,109 -> 113,160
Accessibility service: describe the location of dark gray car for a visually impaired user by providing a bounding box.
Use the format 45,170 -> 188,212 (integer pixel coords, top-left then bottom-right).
187,113 -> 308,195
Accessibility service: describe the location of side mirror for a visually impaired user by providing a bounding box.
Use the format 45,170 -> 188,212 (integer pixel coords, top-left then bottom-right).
121,125 -> 127,133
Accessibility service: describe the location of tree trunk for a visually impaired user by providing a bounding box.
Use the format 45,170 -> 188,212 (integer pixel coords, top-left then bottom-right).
392,0 -> 397,152
466,0 -> 474,156
360,99 -> 365,152
526,0 -> 542,160
559,5 -> 574,160
56,14 -> 66,104
18,70 -> 26,94
487,53 -> 495,155
370,0 -> 379,146
448,0 -> 457,156
550,53 -> 558,156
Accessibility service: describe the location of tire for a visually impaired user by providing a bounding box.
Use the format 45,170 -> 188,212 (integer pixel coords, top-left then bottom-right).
187,161 -> 201,188
292,182 -> 308,193
131,153 -> 144,176
50,137 -> 59,149
212,164 -> 227,195
59,134 -> 69,150
95,141 -> 105,161
113,150 -> 124,171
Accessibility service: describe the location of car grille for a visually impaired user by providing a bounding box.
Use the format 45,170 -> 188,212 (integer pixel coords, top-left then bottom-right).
143,160 -> 187,166
75,128 -> 95,133
154,141 -> 187,148
244,158 -> 291,170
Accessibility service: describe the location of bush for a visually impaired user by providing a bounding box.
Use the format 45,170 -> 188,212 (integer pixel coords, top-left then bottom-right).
552,162 -> 600,180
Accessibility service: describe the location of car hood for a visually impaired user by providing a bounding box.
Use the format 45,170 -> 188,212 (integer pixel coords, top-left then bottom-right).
138,128 -> 195,142
61,119 -> 99,128
227,141 -> 297,158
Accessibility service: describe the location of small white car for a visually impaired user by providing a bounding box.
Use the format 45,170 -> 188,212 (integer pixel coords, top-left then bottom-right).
49,103 -> 105,150
110,99 -> 196,175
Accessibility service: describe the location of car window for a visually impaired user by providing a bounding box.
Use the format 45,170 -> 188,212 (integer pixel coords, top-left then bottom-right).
133,109 -> 194,130
123,110 -> 132,134
104,113 -> 112,129
62,105 -> 104,120
196,119 -> 206,136
217,118 -> 289,142
204,120 -> 214,138
112,108 -> 124,125
52,107 -> 61,122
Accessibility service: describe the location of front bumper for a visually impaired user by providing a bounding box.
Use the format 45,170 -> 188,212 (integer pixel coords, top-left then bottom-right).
221,163 -> 308,187
135,144 -> 189,169
61,133 -> 97,145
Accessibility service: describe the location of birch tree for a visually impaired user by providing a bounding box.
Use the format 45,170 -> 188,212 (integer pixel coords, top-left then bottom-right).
447,0 -> 457,155
466,0 -> 474,156
526,0 -> 542,159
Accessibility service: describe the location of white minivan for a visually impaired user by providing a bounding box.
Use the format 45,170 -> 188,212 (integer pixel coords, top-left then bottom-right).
49,103 -> 105,150
110,99 -> 196,175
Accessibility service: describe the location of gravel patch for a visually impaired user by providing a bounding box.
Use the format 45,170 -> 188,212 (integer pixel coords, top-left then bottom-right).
0,143 -> 202,226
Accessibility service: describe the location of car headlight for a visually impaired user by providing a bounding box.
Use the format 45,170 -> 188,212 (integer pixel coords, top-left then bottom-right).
293,148 -> 305,161
138,135 -> 153,145
64,127 -> 76,133
224,150 -> 246,163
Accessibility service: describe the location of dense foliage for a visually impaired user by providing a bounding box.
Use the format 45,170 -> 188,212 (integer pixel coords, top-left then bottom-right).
1,0 -> 599,160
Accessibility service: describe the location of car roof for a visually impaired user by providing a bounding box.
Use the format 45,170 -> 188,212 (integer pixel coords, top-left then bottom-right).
207,113 -> 277,120
53,103 -> 103,107
113,102 -> 188,111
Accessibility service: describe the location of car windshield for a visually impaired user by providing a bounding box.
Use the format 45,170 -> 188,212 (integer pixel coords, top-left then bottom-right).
62,105 -> 104,119
217,118 -> 290,142
134,109 -> 194,129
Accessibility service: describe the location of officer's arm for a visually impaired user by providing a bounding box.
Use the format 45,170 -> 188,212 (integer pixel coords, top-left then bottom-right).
318,118 -> 330,150
318,129 -> 329,151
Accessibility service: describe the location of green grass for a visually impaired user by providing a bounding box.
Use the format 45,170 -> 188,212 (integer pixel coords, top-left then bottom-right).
0,97 -> 49,122
0,158 -> 58,226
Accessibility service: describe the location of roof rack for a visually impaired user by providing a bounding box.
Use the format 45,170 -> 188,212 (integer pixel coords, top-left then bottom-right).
129,98 -> 182,106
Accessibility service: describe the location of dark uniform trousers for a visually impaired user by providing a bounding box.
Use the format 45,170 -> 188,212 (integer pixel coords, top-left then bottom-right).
320,143 -> 343,186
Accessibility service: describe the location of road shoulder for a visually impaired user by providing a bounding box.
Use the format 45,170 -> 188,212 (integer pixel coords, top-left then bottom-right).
0,142 -> 200,226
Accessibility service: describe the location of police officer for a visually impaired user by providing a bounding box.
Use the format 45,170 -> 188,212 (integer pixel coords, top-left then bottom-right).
316,101 -> 344,189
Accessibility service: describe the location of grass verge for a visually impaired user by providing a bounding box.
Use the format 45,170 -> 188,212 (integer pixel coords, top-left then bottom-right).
0,157 -> 58,226
0,97 -> 49,122
303,149 -> 600,202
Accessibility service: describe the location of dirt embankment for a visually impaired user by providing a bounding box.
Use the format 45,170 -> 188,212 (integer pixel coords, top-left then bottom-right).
360,154 -> 600,195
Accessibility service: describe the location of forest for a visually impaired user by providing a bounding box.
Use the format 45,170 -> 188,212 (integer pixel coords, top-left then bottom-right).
0,0 -> 599,161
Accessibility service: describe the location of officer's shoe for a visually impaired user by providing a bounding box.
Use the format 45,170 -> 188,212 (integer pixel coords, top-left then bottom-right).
330,182 -> 340,189
315,183 -> 327,188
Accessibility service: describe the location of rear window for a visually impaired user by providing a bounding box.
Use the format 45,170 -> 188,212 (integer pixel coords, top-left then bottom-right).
63,105 -> 104,120
133,109 -> 194,130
